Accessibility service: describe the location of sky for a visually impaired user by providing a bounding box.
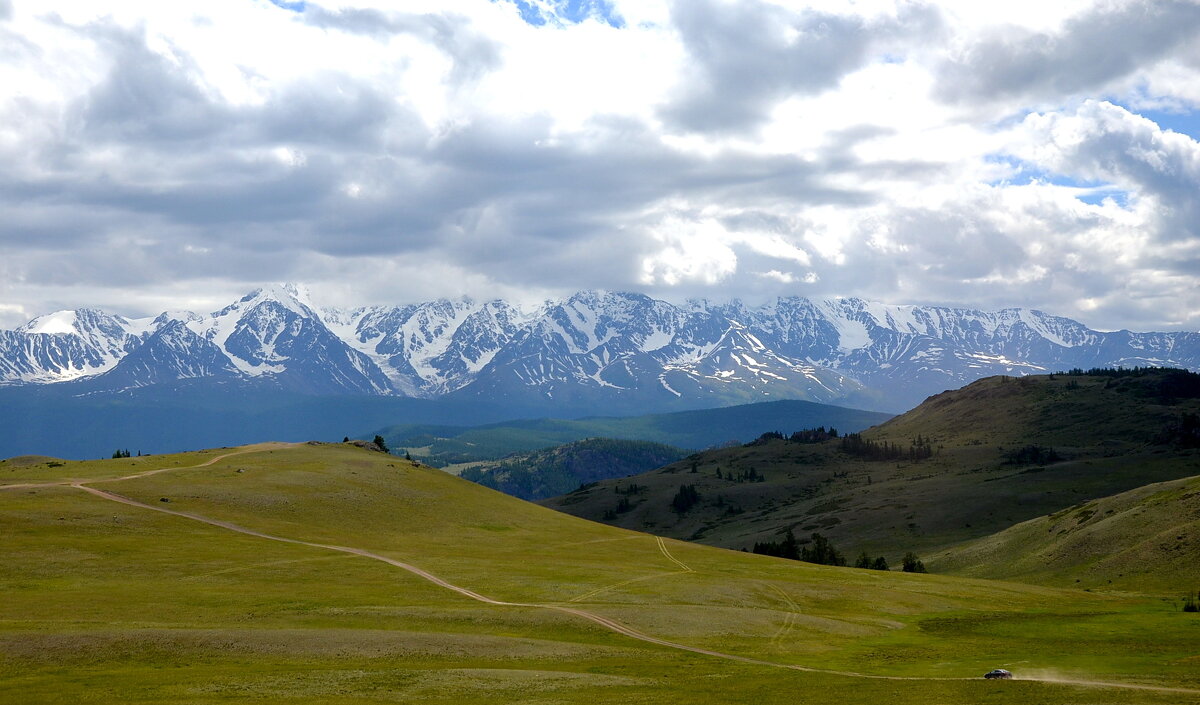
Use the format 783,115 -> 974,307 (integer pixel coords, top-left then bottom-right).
1,0 -> 1199,331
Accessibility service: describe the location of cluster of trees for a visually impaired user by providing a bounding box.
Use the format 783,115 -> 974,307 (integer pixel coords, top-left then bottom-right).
752,531 -> 929,573
1059,367 -> 1200,401
747,427 -> 840,447
602,496 -> 634,520
1172,413 -> 1200,449
1002,444 -> 1061,465
752,531 -> 846,566
901,552 -> 927,573
1184,590 -> 1199,613
790,427 -> 839,443
716,466 -> 764,483
1063,366 -> 1181,378
839,433 -> 933,462
614,483 -> 645,495
748,431 -> 786,445
111,449 -> 138,458
854,552 -> 889,570
671,484 -> 701,513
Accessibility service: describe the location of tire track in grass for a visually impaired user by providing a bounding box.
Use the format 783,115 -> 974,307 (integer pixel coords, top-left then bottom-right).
567,570 -> 691,603
568,536 -> 696,603
656,536 -> 693,573
768,584 -> 800,646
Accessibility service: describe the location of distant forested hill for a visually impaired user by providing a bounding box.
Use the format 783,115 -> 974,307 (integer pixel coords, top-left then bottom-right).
377,399 -> 893,467
459,438 -> 687,501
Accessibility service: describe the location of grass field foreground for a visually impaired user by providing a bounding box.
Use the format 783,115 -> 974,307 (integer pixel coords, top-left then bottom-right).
2,442 -> 1198,704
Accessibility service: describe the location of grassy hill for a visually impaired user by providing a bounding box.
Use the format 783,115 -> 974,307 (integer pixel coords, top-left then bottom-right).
539,370 -> 1200,575
375,399 -> 893,467
457,438 -> 688,500
928,472 -> 1200,593
4,441 -> 1200,703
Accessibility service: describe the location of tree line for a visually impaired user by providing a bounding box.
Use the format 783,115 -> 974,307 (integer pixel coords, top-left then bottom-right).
750,530 -> 927,572
839,433 -> 933,461
747,427 -> 840,446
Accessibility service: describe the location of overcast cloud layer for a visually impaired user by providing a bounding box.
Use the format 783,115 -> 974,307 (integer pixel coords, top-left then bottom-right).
2,0 -> 1199,331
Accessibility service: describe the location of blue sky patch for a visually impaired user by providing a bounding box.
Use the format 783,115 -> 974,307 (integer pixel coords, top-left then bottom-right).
268,0 -> 306,12
984,154 -> 1129,206
1115,102 -> 1200,140
494,0 -> 624,28
1075,189 -> 1130,207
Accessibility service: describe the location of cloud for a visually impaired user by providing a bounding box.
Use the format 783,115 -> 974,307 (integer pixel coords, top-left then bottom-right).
662,0 -> 941,133
0,0 -> 1198,333
303,6 -> 501,85
1011,100 -> 1200,243
935,0 -> 1200,107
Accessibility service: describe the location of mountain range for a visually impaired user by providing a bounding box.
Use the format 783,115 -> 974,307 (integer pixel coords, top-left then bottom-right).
4,284 -> 1199,416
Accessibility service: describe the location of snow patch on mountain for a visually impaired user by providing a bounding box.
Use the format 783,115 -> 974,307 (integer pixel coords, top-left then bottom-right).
811,299 -> 872,352
20,310 -> 79,335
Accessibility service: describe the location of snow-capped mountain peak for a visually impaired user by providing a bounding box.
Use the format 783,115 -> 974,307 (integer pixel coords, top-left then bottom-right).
18,310 -> 82,335
2,288 -> 1197,412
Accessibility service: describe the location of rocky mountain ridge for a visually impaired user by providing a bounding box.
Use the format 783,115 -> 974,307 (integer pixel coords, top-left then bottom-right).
3,284 -> 1198,412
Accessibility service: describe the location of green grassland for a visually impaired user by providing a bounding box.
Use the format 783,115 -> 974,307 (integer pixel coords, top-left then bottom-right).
2,441 -> 1199,703
540,372 -> 1200,572
929,472 -> 1200,593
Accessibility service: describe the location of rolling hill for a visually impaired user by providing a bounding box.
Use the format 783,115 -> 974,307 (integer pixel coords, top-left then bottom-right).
928,473 -> 1200,593
376,399 -> 893,467
539,370 -> 1200,573
3,441 -> 1199,703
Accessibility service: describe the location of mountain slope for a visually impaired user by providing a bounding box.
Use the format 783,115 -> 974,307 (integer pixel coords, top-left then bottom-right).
3,442 -> 1198,702
0,308 -> 153,383
540,370 -> 1200,573
82,319 -> 242,390
929,473 -> 1200,593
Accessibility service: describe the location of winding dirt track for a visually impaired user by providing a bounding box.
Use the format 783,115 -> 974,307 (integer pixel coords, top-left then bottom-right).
12,447 -> 1199,695
0,444 -> 289,491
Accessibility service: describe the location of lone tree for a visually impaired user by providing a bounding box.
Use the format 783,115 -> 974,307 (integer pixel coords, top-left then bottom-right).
901,552 -> 927,573
373,435 -> 390,453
